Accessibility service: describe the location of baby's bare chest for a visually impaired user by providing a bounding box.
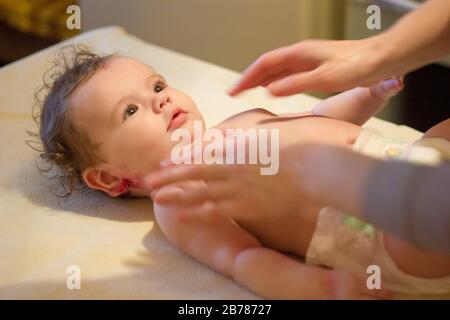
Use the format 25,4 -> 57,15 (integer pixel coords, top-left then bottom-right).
215,109 -> 359,148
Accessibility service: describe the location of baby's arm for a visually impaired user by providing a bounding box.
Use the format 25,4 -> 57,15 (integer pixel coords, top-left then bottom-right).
312,78 -> 403,126
422,118 -> 450,140
153,182 -> 385,299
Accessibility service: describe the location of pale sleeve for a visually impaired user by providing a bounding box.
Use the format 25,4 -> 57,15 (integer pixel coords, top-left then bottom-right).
361,161 -> 450,253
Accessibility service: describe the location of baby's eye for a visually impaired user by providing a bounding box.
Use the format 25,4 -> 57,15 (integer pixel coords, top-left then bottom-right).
123,104 -> 139,121
154,80 -> 167,93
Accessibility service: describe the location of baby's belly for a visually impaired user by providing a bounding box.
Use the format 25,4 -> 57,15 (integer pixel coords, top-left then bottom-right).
255,204 -> 322,257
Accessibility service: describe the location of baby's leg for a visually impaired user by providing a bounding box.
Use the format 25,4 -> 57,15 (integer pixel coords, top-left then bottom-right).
312,77 -> 403,126
234,246 -> 389,299
384,234 -> 450,278
384,119 -> 450,278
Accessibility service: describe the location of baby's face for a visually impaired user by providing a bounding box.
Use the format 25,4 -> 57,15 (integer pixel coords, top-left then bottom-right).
69,57 -> 204,195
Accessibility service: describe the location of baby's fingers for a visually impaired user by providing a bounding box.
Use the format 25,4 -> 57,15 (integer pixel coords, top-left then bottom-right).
370,77 -> 404,100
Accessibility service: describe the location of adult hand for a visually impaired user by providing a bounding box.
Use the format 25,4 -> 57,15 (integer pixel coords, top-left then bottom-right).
228,37 -> 396,97
145,143 -> 377,223
145,144 -> 317,222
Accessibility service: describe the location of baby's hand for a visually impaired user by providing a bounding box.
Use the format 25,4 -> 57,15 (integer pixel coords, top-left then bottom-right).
369,76 -> 404,100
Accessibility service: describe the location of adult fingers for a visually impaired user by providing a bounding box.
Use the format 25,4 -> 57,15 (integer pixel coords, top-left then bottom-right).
174,199 -> 238,222
266,70 -> 322,96
259,69 -> 298,87
228,41 -> 324,96
144,164 -> 230,190
154,181 -> 235,206
228,48 -> 294,96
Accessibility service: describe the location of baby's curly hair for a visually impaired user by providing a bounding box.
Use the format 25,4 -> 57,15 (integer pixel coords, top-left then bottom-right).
28,45 -> 115,197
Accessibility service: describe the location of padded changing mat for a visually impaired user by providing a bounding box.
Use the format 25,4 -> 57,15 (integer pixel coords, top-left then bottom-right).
1,26 -> 432,299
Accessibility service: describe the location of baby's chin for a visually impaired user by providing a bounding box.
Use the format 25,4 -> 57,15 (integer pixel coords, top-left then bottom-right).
185,112 -> 205,131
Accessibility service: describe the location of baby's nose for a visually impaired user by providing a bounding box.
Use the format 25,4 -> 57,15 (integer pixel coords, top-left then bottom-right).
153,95 -> 172,113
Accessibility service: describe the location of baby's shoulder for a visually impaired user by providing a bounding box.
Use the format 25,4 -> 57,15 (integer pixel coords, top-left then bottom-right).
215,107 -> 277,130
227,107 -> 277,120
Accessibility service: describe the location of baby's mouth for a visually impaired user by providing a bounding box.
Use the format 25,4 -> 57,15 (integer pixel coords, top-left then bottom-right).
167,108 -> 188,131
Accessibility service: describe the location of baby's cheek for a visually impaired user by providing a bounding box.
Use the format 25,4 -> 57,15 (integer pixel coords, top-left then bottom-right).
124,134 -> 170,172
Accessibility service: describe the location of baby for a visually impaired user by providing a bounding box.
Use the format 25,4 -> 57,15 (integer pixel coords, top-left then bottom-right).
34,47 -> 450,299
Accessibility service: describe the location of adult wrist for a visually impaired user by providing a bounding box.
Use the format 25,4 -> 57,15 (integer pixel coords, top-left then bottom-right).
299,144 -> 377,217
365,33 -> 402,78
295,144 -> 344,207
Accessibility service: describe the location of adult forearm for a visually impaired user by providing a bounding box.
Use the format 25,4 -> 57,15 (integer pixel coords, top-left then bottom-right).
376,0 -> 450,76
303,145 -> 450,253
300,145 -> 377,218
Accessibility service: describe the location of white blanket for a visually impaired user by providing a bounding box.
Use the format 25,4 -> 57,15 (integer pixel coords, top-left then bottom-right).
0,26 -> 427,299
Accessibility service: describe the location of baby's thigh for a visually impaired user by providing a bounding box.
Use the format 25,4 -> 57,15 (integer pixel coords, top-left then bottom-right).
384,234 -> 450,278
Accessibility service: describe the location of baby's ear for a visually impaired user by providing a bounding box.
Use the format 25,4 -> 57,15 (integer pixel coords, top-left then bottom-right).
82,167 -> 121,197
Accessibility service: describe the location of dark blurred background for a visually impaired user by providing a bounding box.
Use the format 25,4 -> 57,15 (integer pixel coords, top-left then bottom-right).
0,0 -> 80,67
344,0 -> 449,132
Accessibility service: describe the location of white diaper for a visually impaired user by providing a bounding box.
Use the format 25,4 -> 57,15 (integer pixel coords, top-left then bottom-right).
305,127 -> 450,295
351,127 -> 450,163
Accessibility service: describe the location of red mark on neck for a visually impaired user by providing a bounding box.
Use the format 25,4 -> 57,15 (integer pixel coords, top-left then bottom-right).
117,178 -> 134,194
